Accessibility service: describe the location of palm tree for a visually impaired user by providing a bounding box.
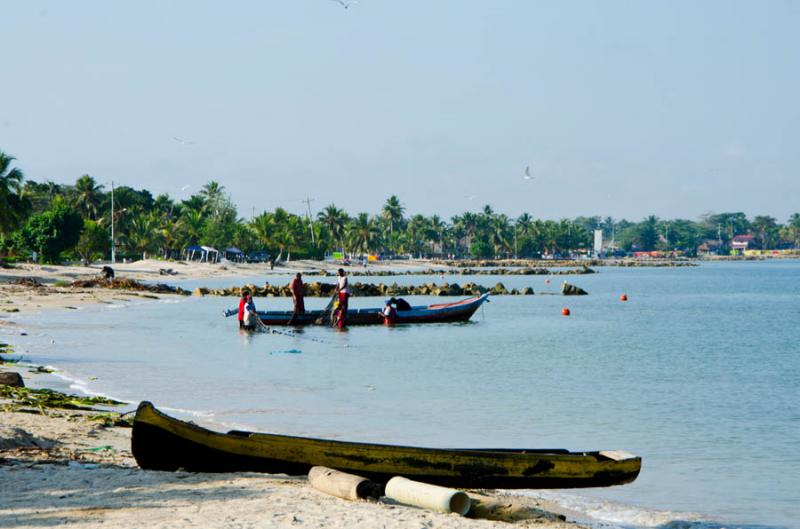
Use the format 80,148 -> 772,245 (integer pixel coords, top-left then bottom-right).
317,204 -> 348,252
786,213 -> 800,248
347,213 -> 380,255
454,212 -> 480,253
751,215 -> 778,250
489,214 -> 512,257
199,181 -> 225,215
72,175 -> 104,220
381,195 -> 405,236
178,209 -> 205,246
428,215 -> 446,255
406,215 -> 429,257
125,213 -> 163,260
250,212 -> 275,250
0,151 -> 29,237
516,213 -> 533,237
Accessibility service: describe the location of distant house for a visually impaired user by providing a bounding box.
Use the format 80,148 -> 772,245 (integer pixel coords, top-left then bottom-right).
698,239 -> 723,255
731,235 -> 756,254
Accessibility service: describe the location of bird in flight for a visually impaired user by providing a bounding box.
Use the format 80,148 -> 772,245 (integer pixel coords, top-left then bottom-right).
181,185 -> 191,191
523,165 -> 533,180
172,136 -> 195,145
329,0 -> 357,8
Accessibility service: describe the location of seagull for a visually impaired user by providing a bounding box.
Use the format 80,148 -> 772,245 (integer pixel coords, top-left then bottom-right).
465,194 -> 478,201
181,185 -> 191,191
523,165 -> 533,180
172,136 -> 195,145
329,0 -> 357,8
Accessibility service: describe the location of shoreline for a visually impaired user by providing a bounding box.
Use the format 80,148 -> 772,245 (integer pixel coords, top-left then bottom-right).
1,266 -> 590,529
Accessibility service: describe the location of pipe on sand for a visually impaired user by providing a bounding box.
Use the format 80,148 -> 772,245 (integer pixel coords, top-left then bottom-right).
384,476 -> 471,515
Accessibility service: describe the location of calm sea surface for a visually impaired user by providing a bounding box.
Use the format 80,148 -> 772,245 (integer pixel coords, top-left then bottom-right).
5,261 -> 799,529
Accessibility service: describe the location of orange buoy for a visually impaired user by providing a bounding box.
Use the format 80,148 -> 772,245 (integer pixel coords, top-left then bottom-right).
561,308 -> 570,316
620,294 -> 628,301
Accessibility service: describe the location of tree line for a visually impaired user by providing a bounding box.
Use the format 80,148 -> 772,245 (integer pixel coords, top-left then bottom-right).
1,150 -> 799,264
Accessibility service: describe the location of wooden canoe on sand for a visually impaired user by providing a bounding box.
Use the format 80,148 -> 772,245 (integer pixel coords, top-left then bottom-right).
132,401 -> 641,489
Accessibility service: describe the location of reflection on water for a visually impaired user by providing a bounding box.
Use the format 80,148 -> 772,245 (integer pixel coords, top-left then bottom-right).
6,261 -> 800,529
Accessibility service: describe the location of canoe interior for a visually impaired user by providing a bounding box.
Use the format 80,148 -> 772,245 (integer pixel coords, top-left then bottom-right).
132,402 -> 641,489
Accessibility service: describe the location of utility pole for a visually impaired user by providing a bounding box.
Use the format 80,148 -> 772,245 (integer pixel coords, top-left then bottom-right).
303,196 -> 316,246
513,225 -> 518,259
611,222 -> 615,250
110,181 -> 115,264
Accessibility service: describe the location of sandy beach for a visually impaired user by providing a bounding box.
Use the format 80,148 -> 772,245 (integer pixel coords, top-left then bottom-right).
1,260 -> 587,529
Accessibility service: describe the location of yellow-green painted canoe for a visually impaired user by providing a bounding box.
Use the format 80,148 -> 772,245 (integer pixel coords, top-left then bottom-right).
132,401 -> 641,489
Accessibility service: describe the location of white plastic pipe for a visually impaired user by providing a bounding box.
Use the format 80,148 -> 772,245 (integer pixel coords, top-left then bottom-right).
384,476 -> 471,515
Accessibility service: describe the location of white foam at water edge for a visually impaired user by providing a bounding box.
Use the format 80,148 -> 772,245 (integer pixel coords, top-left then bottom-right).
159,405 -> 215,419
519,491 -> 710,529
158,298 -> 187,304
44,370 -> 136,406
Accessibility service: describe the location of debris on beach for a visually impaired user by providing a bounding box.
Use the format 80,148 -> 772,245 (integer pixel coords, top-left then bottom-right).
12,277 -> 45,288
68,277 -> 190,295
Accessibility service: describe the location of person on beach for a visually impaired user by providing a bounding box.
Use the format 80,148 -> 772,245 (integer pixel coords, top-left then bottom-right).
243,293 -> 258,331
288,273 -> 305,324
334,268 -> 349,328
237,290 -> 250,329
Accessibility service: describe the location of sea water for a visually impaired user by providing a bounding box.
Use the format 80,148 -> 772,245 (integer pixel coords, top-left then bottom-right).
4,261 -> 799,529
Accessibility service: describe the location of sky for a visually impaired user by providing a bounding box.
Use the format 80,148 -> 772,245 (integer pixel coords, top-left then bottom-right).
1,1 -> 798,222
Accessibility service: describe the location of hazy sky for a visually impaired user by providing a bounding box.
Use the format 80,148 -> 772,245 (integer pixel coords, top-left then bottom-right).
2,1 -> 798,222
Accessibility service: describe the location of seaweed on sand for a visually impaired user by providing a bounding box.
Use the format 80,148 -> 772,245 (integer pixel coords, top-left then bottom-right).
0,385 -> 124,412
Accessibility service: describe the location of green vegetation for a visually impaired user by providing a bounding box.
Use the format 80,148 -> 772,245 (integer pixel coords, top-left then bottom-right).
0,385 -> 124,412
0,148 -> 798,261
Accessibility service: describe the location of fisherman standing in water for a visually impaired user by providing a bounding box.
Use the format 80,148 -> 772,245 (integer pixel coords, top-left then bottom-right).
243,293 -> 258,331
237,290 -> 250,329
334,268 -> 349,328
288,273 -> 305,325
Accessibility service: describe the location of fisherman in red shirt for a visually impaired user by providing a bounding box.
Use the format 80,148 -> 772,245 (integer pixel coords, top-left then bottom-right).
288,273 -> 305,324
334,268 -> 349,328
237,290 -> 249,329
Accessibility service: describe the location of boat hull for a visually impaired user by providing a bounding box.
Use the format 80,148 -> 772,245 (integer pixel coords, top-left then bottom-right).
257,293 -> 490,326
132,402 -> 641,489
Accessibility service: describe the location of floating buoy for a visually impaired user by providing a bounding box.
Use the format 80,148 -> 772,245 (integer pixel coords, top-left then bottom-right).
561,308 -> 570,316
620,294 -> 628,301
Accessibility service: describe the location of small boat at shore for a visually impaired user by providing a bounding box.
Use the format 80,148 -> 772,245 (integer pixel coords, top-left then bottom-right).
227,293 -> 490,326
132,401 -> 642,489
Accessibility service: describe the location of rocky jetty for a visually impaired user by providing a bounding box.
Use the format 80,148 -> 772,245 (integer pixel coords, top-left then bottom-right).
192,281 -> 535,298
561,282 -> 588,295
431,258 -> 696,268
325,266 -> 596,277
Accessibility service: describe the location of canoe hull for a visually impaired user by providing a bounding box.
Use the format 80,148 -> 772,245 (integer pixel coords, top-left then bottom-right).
132,402 -> 641,489
257,293 -> 490,326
